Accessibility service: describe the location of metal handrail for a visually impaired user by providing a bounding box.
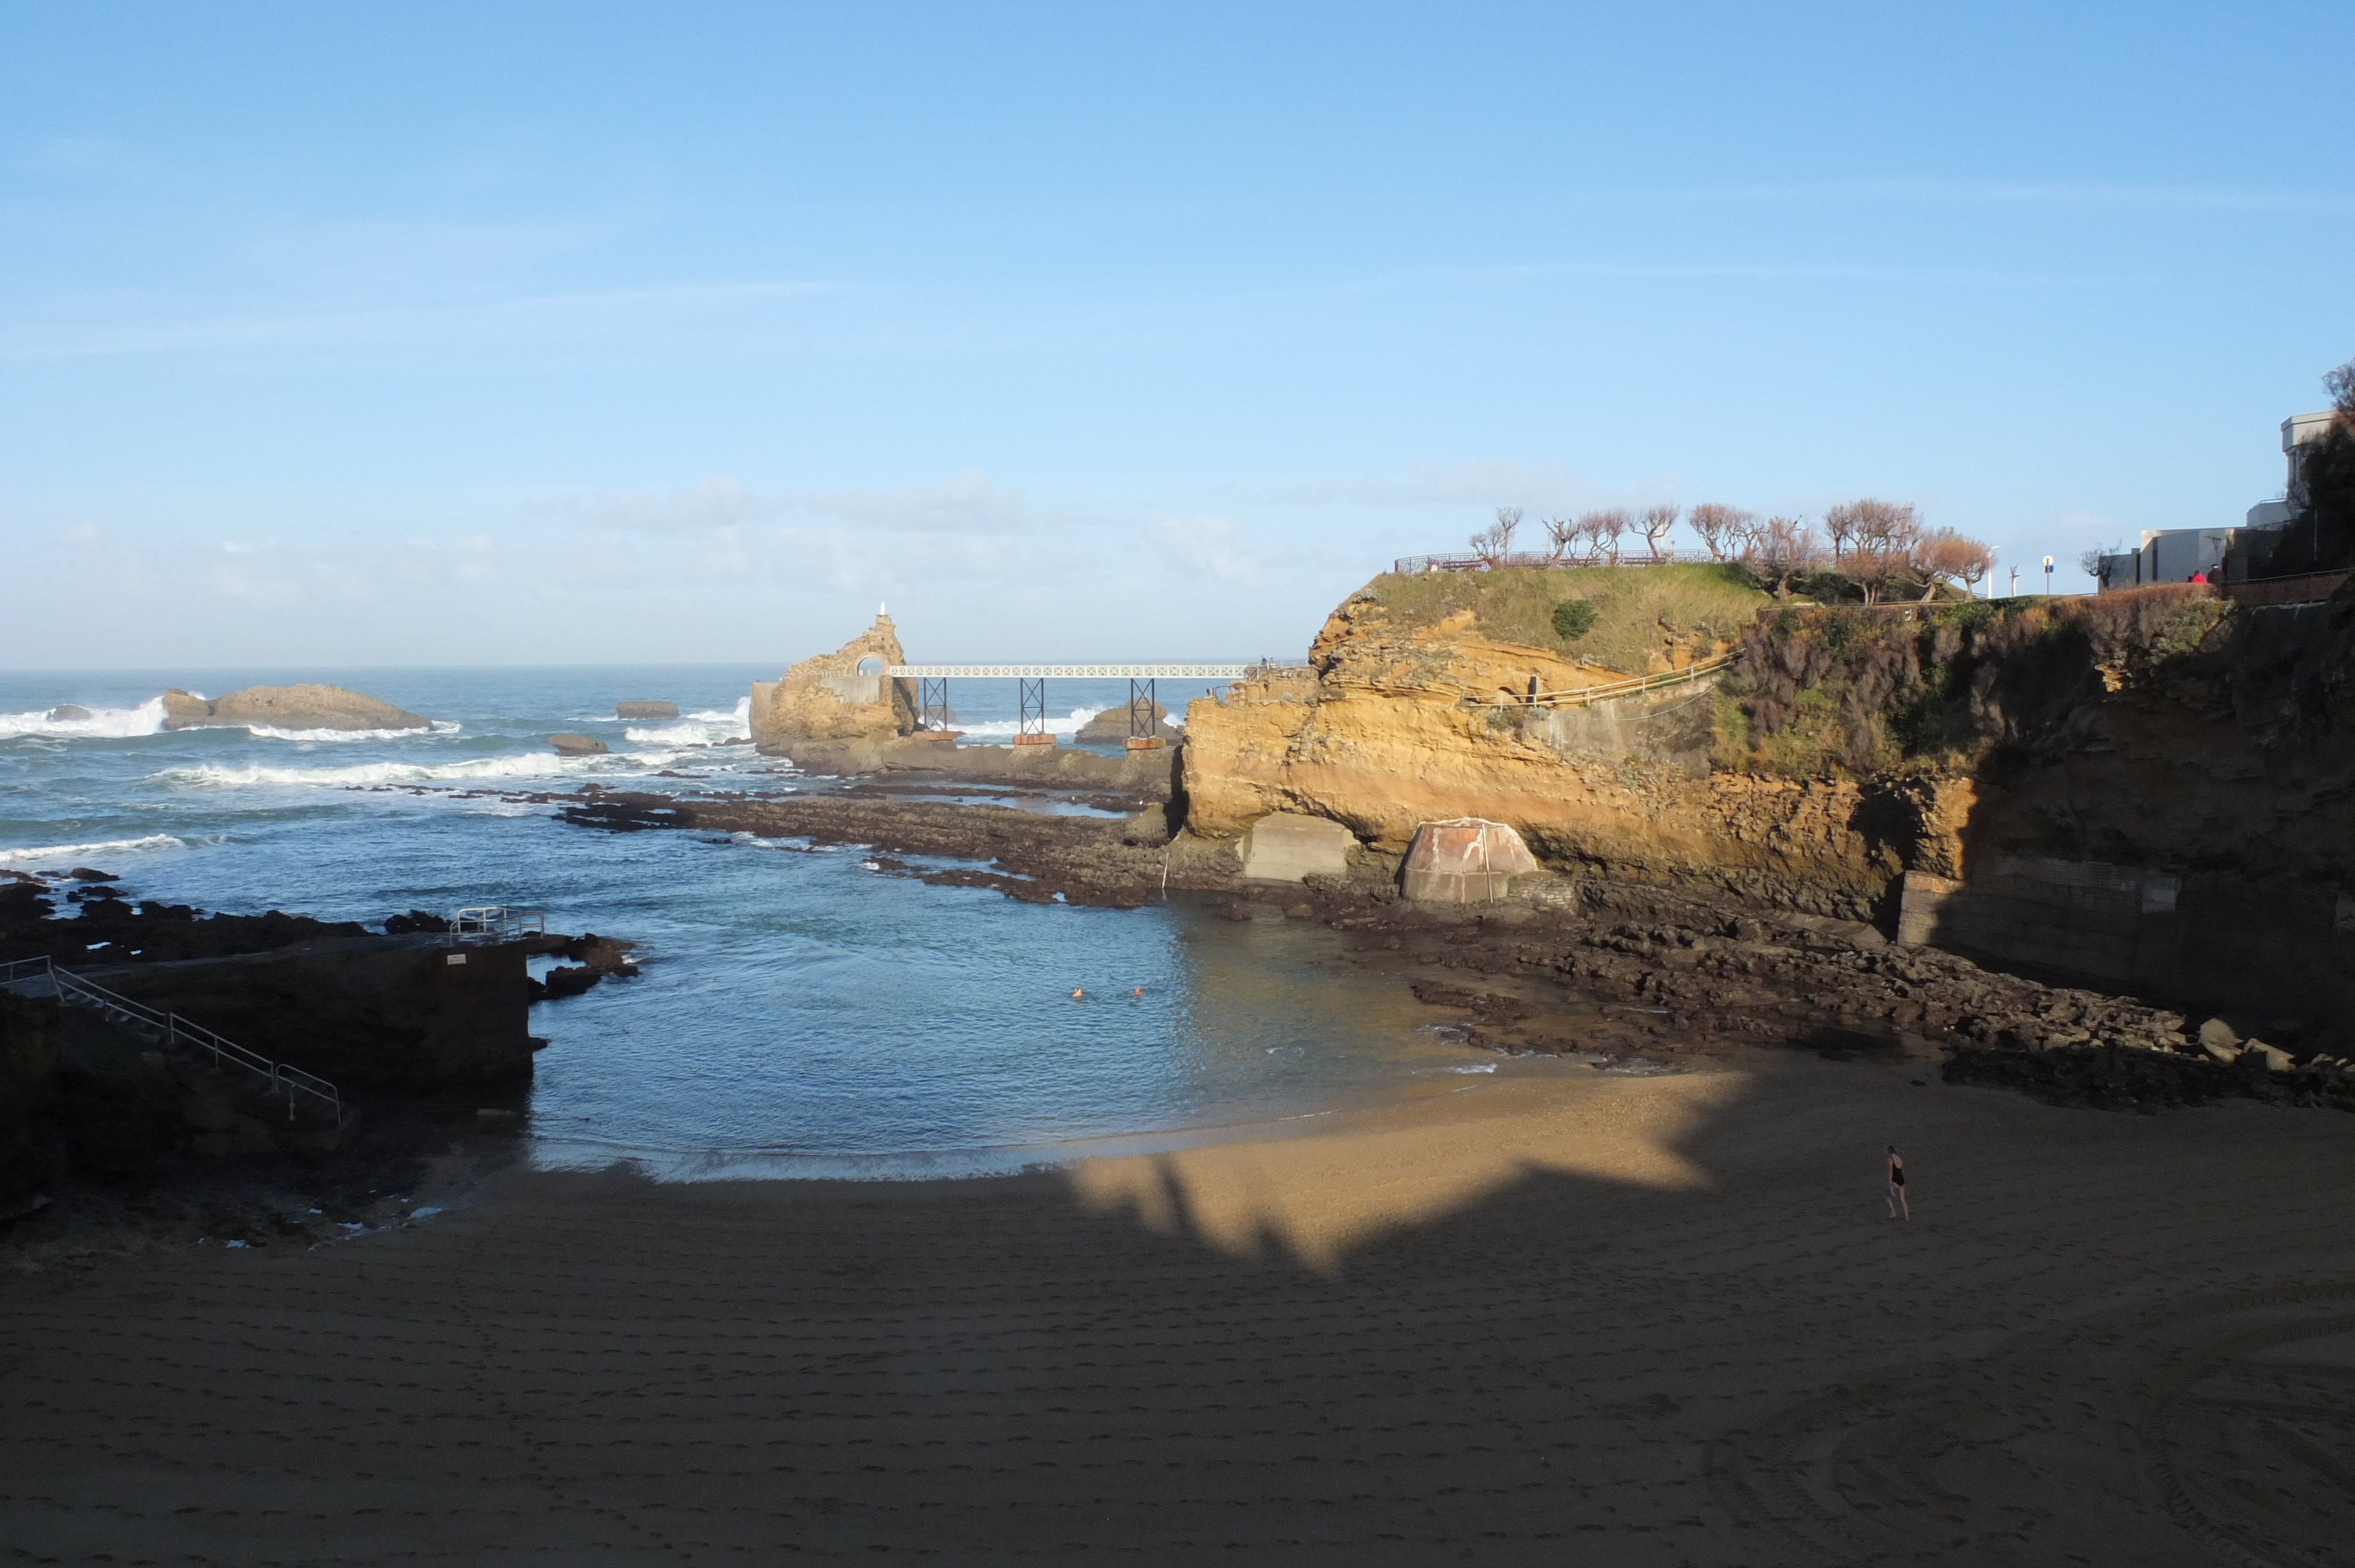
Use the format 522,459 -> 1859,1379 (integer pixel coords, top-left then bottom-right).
1393,550 -> 1722,574
452,905 -> 545,941
0,955 -> 341,1124
1464,652 -> 1738,709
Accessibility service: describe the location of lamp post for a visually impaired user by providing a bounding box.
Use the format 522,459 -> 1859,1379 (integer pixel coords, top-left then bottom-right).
2043,555 -> 2054,595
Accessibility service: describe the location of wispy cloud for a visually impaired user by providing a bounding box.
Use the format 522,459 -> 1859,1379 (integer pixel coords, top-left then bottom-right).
1568,177 -> 2355,215
1147,515 -> 1268,586
0,278 -> 841,361
551,471 -> 1045,539
1255,459 -> 1593,511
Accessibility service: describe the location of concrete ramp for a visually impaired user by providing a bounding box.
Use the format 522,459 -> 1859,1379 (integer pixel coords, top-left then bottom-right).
1240,813 -> 1356,882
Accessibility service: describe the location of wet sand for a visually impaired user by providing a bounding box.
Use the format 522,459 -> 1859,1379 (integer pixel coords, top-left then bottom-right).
5,1051 -> 2353,1565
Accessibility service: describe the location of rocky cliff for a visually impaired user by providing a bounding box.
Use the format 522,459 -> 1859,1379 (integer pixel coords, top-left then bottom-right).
1180,569 -> 2355,1022
1179,566 -> 1899,913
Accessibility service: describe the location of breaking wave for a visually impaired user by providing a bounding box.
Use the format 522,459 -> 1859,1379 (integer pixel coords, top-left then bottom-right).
0,833 -> 188,866
158,753 -> 591,789
242,720 -> 463,742
623,697 -> 753,747
0,697 -> 169,740
958,706 -> 1106,739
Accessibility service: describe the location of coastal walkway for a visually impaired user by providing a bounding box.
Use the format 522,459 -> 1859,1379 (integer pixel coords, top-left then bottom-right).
883,662 -> 1284,743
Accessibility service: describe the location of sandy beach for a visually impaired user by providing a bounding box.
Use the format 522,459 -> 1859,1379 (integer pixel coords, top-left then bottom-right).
5,1051 -> 2353,1565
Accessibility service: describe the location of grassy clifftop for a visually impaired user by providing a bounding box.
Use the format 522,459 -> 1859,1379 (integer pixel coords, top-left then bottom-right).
1360,563 -> 1770,676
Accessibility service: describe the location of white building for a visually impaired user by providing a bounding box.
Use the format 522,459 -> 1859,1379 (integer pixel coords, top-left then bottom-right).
2097,411 -> 2335,589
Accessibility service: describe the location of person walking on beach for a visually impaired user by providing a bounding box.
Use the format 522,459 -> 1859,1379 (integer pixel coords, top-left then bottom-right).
1885,1145 -> 1909,1220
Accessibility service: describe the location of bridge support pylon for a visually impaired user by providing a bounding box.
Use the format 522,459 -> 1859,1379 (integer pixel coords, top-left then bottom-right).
1013,676 -> 1056,745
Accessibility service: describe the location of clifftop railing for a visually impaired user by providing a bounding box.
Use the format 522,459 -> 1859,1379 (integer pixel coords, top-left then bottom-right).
1394,549 -> 1722,575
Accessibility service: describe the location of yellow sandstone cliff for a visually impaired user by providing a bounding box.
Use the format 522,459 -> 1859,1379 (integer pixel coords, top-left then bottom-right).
1180,570 -> 1959,919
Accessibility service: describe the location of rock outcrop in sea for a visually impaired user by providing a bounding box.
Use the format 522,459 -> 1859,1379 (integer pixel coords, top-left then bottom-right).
1075,699 -> 1177,743
161,683 -> 433,732
748,612 -> 917,768
745,614 -> 1176,789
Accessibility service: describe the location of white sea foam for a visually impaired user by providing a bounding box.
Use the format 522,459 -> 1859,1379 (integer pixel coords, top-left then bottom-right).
242,720 -> 463,742
159,753 -> 589,789
958,706 -> 1105,739
0,833 -> 188,866
623,697 -> 752,747
0,696 -> 169,740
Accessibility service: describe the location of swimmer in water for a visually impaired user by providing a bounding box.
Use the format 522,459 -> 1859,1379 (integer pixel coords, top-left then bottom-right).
1132,986 -> 1143,997
1072,987 -> 1084,1000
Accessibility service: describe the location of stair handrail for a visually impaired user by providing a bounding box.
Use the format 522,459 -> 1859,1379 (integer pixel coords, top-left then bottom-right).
0,955 -> 341,1125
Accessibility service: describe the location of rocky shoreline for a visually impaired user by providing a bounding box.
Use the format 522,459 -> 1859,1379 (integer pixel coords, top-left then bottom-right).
553,783 -> 2355,1115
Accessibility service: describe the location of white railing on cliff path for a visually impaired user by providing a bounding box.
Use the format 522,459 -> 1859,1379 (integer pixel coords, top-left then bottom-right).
1345,650 -> 1739,710
1394,549 -> 1723,575
0,954 -> 343,1125
881,662 -> 1305,679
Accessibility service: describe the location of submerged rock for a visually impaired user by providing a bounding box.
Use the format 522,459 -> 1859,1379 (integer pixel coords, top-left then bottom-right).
616,701 -> 679,719
44,704 -> 92,722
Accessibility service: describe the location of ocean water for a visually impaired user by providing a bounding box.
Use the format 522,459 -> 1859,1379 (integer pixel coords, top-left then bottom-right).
0,666 -> 1498,1176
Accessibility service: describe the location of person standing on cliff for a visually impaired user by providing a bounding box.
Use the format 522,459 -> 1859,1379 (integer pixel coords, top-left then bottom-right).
1885,1145 -> 1909,1220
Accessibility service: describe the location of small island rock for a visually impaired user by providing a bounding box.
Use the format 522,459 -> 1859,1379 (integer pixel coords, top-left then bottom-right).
1076,699 -> 1178,743
550,734 -> 611,756
45,704 -> 93,722
161,684 -> 434,732
615,701 -> 680,719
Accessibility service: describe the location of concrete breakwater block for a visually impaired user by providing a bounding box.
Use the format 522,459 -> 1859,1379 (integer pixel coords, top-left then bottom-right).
615,700 -> 679,719
1239,812 -> 1356,882
1403,818 -> 1538,902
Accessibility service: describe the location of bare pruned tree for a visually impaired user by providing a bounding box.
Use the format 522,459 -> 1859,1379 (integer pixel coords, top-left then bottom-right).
1638,504 -> 1679,561
1686,503 -> 1752,562
2078,539 -> 2127,592
1577,508 -> 1630,566
1471,506 -> 1523,563
1824,499 -> 1919,603
1543,514 -> 1580,559
1822,502 -> 1862,562
1915,529 -> 1996,600
1740,516 -> 1822,599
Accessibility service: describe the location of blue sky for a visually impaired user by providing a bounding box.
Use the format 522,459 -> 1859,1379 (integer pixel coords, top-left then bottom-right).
4,2 -> 2350,667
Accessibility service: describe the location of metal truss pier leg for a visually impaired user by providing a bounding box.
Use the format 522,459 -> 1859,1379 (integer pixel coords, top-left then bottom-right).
1015,676 -> 1053,745
1126,677 -> 1164,749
